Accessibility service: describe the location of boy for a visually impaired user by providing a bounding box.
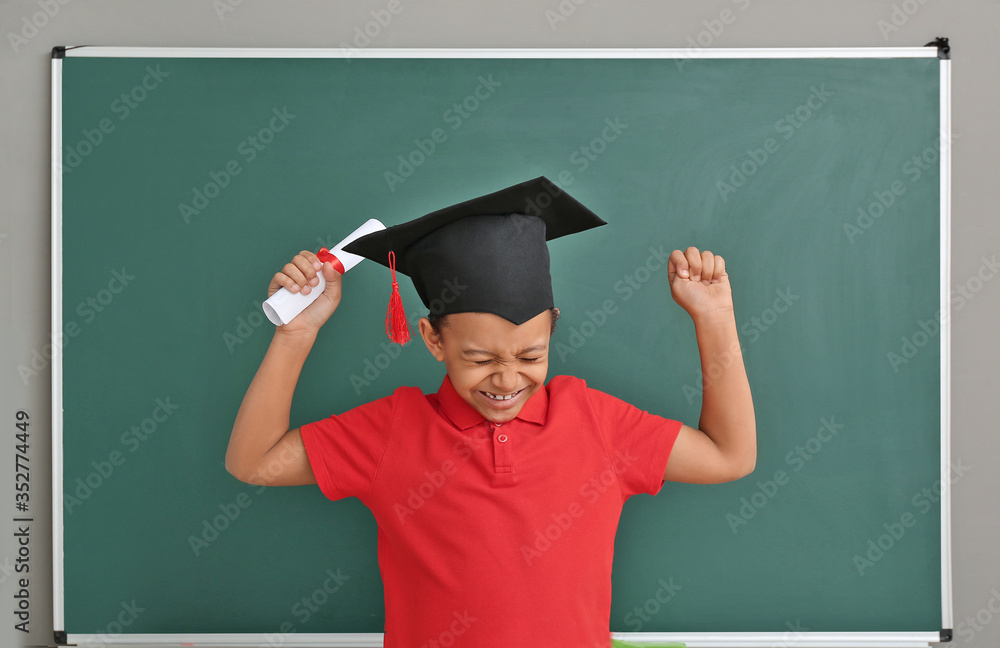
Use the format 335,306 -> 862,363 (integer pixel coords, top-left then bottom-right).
226,177 -> 755,647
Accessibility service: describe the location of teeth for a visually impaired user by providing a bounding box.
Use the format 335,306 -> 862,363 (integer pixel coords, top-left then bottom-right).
484,390 -> 519,401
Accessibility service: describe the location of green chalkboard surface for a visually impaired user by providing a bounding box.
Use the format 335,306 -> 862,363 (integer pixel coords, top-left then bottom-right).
57,51 -> 945,639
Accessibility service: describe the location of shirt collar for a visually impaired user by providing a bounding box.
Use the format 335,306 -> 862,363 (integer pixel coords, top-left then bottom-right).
435,374 -> 548,429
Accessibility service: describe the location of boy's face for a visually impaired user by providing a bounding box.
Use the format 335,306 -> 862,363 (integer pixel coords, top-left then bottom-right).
419,310 -> 551,424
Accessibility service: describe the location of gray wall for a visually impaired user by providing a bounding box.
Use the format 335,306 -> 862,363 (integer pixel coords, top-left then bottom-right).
1,1 -> 996,646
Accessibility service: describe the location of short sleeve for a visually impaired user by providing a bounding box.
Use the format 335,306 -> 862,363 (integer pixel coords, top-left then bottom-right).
586,386 -> 682,499
299,391 -> 398,503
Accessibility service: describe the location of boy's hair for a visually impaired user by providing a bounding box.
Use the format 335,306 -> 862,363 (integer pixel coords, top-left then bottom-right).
427,307 -> 560,337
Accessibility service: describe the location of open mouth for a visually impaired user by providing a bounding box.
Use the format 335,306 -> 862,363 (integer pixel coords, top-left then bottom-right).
481,389 -> 523,401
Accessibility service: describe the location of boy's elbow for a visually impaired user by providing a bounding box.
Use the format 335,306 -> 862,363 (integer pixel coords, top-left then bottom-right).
729,424 -> 757,480
225,456 -> 259,485
225,459 -> 246,483
224,449 -> 241,480
731,448 -> 757,480
735,456 -> 756,480
225,440 -> 259,484
721,448 -> 756,482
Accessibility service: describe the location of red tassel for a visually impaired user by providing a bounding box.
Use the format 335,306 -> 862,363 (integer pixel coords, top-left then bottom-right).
385,251 -> 410,345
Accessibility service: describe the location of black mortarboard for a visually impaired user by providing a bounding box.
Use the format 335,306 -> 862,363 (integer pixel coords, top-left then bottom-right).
343,176 -> 606,340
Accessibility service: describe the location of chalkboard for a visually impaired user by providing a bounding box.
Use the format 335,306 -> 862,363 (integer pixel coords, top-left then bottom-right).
53,47 -> 950,646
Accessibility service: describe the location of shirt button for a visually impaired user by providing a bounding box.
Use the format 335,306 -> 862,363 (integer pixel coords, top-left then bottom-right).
497,434 -> 508,443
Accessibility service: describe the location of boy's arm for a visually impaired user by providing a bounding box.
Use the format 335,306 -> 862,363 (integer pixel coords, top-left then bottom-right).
225,330 -> 319,486
225,251 -> 342,486
662,247 -> 757,484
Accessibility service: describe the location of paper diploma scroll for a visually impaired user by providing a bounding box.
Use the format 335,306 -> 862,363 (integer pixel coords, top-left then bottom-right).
262,218 -> 386,326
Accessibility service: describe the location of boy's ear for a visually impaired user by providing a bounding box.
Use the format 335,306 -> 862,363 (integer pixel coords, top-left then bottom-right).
418,317 -> 446,362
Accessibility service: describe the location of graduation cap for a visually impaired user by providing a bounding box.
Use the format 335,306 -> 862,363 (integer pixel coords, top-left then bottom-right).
343,176 -> 606,343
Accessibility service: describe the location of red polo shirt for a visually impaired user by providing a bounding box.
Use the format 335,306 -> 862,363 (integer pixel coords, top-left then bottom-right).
299,374 -> 681,648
